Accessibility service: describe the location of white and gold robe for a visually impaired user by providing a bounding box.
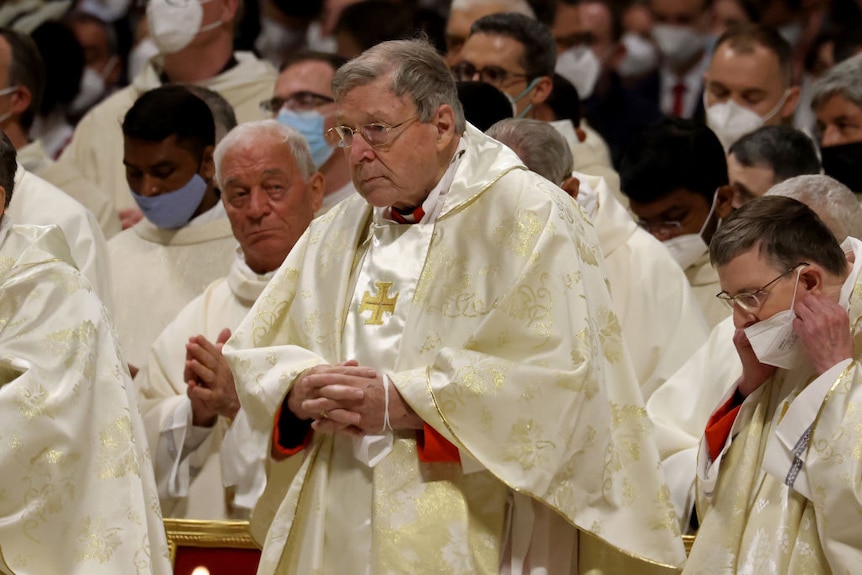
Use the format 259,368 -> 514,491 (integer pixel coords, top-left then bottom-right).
0,220 -> 170,574
56,51 -> 276,212
137,252 -> 271,520
645,316 -> 739,529
108,204 -> 237,368
578,172 -> 709,399
686,237 -> 862,573
224,125 -> 685,575
686,252 -> 732,328
18,140 -> 121,239
8,164 -> 113,311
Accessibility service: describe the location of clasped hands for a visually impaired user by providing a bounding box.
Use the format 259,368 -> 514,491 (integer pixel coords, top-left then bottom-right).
735,292 -> 852,397
186,327 -> 240,427
287,359 -> 423,436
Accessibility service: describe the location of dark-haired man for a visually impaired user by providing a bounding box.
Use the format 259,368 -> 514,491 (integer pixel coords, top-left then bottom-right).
57,0 -> 276,225
727,124 -> 820,205
620,117 -> 734,326
683,194 -> 862,573
452,12 -> 622,193
110,85 -> 236,372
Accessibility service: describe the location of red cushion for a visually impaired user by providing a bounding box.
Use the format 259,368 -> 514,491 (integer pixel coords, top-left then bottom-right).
173,546 -> 261,575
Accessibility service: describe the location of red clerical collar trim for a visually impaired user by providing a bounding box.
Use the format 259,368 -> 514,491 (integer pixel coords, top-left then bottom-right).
390,205 -> 425,224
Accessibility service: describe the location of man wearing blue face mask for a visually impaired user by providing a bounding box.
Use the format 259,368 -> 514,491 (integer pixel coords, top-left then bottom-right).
262,51 -> 355,214
109,85 -> 237,374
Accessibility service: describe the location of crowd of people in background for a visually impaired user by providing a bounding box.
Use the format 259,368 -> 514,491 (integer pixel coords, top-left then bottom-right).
3,0 -> 862,573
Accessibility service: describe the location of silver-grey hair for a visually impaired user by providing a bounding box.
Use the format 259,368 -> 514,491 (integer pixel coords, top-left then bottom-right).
214,120 -> 315,189
811,53 -> 862,111
449,0 -> 535,18
486,118 -> 573,185
331,38 -> 466,133
765,174 -> 862,242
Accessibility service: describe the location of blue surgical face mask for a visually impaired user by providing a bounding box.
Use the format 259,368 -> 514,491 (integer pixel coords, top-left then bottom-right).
506,78 -> 541,119
131,173 -> 208,229
277,108 -> 334,168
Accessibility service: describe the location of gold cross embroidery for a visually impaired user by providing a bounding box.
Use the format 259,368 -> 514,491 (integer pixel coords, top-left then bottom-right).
359,281 -> 399,325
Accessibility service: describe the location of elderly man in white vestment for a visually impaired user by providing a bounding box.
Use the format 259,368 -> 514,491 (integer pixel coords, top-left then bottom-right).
0,27 -> 120,238
487,118 -> 708,400
56,0 -> 276,228
137,121 -> 323,520
646,175 -> 862,533
110,85 -> 236,372
223,39 -> 685,575
0,130 -> 170,574
680,194 -> 862,573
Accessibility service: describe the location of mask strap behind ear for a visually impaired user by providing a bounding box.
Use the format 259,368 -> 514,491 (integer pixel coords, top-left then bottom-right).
789,266 -> 805,310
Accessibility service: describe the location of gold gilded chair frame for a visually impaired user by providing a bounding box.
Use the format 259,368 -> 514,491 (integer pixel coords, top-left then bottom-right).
163,519 -> 260,566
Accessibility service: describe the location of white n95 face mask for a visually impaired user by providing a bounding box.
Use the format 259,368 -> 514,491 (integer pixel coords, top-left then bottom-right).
147,0 -> 220,55
661,189 -> 718,270
555,46 -> 601,100
706,90 -> 789,150
652,24 -> 708,68
618,32 -> 659,78
744,267 -> 806,370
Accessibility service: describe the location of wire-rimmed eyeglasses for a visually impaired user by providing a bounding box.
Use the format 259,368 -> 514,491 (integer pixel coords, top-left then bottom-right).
716,262 -> 809,313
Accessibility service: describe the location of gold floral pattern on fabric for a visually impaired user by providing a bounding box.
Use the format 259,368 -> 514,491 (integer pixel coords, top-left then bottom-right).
76,516 -> 122,562
97,416 -> 138,479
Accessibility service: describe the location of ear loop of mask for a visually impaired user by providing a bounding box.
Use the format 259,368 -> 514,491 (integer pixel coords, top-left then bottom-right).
696,188 -> 720,239
788,266 -> 804,312
510,77 -> 541,119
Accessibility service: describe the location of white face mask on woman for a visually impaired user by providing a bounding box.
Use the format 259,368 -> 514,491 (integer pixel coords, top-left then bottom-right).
744,266 -> 806,370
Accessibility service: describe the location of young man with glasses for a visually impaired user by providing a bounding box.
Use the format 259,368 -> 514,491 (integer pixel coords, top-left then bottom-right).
680,194 -> 862,573
620,117 -> 736,327
262,51 -> 354,214
645,176 -> 862,537
224,38 -> 686,575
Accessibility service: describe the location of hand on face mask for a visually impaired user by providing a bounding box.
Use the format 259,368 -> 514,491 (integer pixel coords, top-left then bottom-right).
743,266 -> 806,371
791,292 -> 852,375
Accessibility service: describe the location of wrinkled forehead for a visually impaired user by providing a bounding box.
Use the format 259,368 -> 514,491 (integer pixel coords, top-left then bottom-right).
335,81 -> 415,125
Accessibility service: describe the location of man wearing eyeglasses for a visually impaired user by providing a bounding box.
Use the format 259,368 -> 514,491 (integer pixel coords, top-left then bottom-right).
224,38 -> 686,575
645,176 -> 862,536
679,193 -> 862,573
452,12 -> 624,198
263,51 -> 355,214
620,117 -> 736,328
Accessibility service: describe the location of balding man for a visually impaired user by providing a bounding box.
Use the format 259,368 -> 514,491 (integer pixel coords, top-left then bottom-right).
57,0 -> 276,224
488,117 -> 708,400
138,120 -> 323,520
647,175 -> 862,533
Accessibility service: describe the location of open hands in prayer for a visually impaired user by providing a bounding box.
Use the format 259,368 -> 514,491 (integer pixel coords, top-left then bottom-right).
793,292 -> 852,375
186,327 -> 240,427
733,327 -> 777,397
288,360 -> 423,436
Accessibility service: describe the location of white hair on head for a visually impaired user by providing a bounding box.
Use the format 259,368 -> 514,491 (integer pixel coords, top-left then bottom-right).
486,118 -> 573,185
766,174 -> 862,243
449,0 -> 535,18
214,120 -> 315,190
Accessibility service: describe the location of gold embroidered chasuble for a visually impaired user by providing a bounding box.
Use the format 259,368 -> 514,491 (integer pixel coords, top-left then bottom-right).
224,126 -> 685,574
0,222 -> 170,574
686,237 -> 862,574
